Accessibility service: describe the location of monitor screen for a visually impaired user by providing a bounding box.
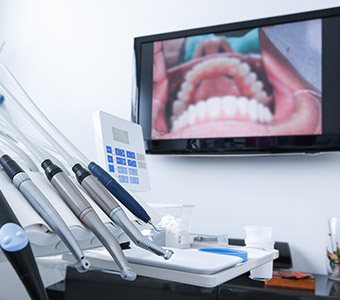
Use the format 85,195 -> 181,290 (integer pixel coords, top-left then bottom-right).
134,7 -> 340,154
152,19 -> 321,140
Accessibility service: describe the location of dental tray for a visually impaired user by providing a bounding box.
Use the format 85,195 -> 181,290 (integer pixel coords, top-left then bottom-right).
63,245 -> 279,288
123,247 -> 243,274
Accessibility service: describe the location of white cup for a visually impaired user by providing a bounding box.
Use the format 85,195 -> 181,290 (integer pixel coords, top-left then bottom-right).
244,226 -> 272,240
244,226 -> 274,281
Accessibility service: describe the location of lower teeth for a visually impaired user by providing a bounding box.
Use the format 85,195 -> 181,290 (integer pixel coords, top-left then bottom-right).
172,96 -> 273,131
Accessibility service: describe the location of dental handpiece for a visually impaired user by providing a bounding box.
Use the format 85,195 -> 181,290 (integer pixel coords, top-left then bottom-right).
0,69 -> 154,225
0,89 -> 170,258
73,164 -> 173,259
0,97 -> 135,281
88,162 -> 152,224
0,154 -> 91,272
0,190 -> 49,300
41,159 -> 136,281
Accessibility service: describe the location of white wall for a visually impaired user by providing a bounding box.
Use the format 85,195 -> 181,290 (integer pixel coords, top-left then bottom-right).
1,0 -> 340,298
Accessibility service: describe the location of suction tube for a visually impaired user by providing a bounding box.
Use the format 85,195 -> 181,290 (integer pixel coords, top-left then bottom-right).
0,190 -> 49,300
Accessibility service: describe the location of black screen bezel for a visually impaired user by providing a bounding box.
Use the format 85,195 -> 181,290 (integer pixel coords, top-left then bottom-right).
133,6 -> 340,155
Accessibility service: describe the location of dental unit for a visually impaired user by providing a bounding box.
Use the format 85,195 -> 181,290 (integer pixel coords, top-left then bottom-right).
0,96 -> 137,281
0,61 -> 156,228
0,146 -> 91,273
0,67 -> 173,260
0,189 -> 49,300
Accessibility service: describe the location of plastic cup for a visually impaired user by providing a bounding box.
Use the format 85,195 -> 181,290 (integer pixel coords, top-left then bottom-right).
244,226 -> 274,281
249,260 -> 274,281
244,226 -> 272,240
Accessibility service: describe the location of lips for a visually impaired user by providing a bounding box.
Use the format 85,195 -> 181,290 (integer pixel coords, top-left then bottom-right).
152,29 -> 322,139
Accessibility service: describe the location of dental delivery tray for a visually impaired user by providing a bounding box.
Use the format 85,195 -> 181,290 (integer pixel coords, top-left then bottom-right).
63,245 -> 279,288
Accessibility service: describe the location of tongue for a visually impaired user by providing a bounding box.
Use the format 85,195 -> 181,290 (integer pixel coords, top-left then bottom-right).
193,77 -> 241,103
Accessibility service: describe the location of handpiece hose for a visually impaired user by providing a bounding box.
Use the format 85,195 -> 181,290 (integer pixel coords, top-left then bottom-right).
0,190 -> 49,300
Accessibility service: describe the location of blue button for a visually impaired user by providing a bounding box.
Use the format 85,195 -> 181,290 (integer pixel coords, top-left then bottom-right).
129,168 -> 138,176
130,177 -> 139,184
108,164 -> 114,173
117,166 -> 128,174
106,146 -> 112,154
127,159 -> 137,167
116,157 -> 126,165
126,151 -> 136,159
115,148 -> 125,157
118,175 -> 129,183
107,155 -> 113,163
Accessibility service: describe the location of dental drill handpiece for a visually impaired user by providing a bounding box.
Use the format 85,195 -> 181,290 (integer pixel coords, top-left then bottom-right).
73,164 -> 173,259
0,153 -> 91,272
0,190 -> 49,300
0,86 -> 172,259
41,159 -> 136,281
0,98 -> 136,281
0,66 -> 155,226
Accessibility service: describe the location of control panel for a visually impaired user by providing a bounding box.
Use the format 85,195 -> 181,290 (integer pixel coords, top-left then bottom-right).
93,111 -> 150,191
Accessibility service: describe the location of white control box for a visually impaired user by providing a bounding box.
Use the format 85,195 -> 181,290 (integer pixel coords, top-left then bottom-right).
93,111 -> 150,192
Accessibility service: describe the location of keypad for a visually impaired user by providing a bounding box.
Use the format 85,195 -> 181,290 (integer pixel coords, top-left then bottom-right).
105,145 -> 146,186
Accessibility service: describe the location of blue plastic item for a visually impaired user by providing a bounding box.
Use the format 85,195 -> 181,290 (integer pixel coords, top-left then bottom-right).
0,223 -> 28,252
199,248 -> 248,262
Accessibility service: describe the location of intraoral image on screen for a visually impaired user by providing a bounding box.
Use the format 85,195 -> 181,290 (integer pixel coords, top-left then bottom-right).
151,19 -> 322,140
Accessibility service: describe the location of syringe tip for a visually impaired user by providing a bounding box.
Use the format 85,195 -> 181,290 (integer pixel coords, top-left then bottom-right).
148,221 -> 161,232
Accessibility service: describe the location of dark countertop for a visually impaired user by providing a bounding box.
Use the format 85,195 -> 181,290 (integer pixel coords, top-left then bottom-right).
47,269 -> 340,300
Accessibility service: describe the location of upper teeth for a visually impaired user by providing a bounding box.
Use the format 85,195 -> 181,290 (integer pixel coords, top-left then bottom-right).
172,57 -> 270,118
172,96 -> 273,132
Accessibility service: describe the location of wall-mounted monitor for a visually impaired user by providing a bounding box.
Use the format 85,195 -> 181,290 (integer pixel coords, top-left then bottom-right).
133,7 -> 340,155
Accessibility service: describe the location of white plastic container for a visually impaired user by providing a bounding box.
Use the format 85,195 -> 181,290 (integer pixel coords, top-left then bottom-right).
244,226 -> 272,240
244,226 -> 274,281
148,203 -> 194,249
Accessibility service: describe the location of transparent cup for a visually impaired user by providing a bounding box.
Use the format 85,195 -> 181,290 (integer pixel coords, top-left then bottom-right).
148,203 -> 194,249
244,226 -> 273,241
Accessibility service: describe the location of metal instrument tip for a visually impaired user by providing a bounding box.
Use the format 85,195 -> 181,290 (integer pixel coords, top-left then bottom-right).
148,221 -> 161,232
